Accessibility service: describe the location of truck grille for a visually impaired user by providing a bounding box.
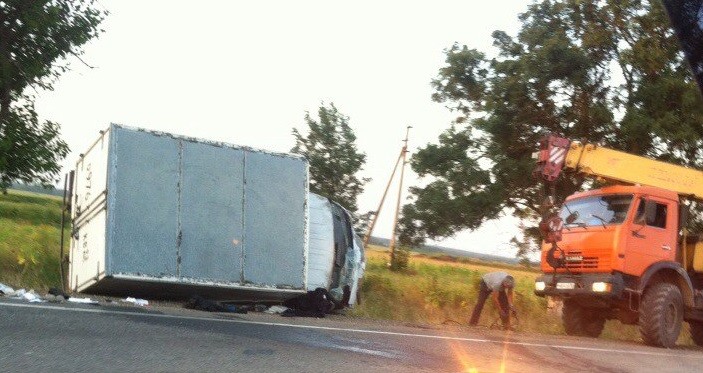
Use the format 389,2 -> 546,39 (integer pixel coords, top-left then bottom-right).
561,248 -> 611,271
564,251 -> 598,269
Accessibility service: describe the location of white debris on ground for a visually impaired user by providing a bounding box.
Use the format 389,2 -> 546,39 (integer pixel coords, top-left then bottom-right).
16,289 -> 45,303
0,283 -> 155,308
264,305 -> 289,314
2,288 -> 46,303
0,283 -> 14,295
0,283 -> 280,314
67,297 -> 99,305
122,297 -> 149,307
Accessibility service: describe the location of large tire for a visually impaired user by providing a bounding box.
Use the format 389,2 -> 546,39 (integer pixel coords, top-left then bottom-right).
689,321 -> 703,347
562,300 -> 606,337
639,282 -> 683,348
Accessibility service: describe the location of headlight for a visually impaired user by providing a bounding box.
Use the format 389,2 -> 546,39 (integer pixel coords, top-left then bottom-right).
592,282 -> 611,292
535,281 -> 546,291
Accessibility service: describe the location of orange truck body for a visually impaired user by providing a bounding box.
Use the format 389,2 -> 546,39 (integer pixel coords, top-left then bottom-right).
532,135 -> 703,347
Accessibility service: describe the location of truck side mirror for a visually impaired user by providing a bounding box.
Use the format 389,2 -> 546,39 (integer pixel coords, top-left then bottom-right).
565,211 -> 579,225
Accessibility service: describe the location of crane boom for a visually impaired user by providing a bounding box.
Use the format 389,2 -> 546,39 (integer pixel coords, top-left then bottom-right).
534,135 -> 703,201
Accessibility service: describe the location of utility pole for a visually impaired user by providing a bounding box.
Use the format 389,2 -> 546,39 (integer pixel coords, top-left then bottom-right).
363,126 -> 411,264
362,152 -> 402,247
389,126 -> 411,262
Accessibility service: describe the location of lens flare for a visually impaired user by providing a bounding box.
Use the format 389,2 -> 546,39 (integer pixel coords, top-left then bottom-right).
499,338 -> 509,373
448,329 -> 513,372
449,342 -> 479,373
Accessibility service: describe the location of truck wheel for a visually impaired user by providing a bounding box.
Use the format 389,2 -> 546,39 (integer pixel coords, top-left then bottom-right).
562,300 -> 606,337
689,321 -> 703,346
638,282 -> 683,348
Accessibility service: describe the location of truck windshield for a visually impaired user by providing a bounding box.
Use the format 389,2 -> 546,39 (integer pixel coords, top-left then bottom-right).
560,194 -> 634,227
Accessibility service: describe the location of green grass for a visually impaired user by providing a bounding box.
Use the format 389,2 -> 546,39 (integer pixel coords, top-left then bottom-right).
0,190 -> 67,291
353,247 -> 696,345
352,248 -> 559,333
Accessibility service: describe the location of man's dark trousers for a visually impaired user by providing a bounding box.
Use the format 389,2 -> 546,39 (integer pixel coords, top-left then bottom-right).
469,280 -> 508,326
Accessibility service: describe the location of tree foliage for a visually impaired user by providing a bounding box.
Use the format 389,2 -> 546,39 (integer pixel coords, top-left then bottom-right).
400,0 -> 703,256
0,0 -> 107,190
292,102 -> 369,213
0,101 -> 69,189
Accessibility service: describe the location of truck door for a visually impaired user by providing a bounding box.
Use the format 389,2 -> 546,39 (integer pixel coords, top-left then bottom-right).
624,197 -> 677,276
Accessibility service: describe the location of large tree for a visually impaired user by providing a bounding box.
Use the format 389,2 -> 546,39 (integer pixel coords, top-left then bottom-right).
292,102 -> 369,213
0,0 -> 107,191
399,0 -> 703,256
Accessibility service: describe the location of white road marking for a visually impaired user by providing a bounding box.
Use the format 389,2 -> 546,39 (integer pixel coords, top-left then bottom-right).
325,344 -> 399,359
1,301 -> 701,359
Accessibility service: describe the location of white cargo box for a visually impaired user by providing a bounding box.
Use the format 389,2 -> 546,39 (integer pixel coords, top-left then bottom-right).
69,124 -> 309,301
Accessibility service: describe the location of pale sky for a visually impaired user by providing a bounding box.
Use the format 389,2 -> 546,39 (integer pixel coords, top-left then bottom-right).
33,0 -> 534,259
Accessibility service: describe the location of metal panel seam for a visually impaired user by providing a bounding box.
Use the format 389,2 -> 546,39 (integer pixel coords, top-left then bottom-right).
106,124 -> 116,275
240,151 -> 247,284
177,140 -> 183,277
303,160 -> 310,289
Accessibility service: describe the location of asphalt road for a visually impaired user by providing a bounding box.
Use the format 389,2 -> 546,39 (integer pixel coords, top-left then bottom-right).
1,298 -> 702,373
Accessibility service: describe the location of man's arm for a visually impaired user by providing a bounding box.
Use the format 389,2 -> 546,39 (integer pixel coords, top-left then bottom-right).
491,291 -> 504,314
507,288 -> 514,309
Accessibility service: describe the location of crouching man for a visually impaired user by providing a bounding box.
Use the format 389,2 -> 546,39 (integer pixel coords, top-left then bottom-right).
468,271 -> 515,329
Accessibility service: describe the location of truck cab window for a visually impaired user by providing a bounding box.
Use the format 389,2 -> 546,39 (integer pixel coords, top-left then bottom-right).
649,204 -> 667,228
560,194 -> 633,227
636,199 -> 667,228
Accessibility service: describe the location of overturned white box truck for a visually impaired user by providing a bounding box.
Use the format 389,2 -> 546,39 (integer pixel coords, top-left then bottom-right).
68,124 -> 365,304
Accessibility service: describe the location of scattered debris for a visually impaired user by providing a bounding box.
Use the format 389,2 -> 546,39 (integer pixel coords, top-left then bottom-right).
281,288 -> 338,318
22,290 -> 45,303
9,289 -> 45,303
264,305 -> 289,314
123,297 -> 149,307
185,295 -> 247,313
48,287 -> 70,300
44,294 -> 66,303
68,297 -> 99,305
0,283 -> 14,295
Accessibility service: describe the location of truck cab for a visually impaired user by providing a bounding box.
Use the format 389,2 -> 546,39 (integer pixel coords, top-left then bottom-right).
538,185 -> 679,279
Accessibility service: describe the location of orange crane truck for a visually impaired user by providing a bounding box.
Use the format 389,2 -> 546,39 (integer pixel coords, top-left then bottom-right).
533,135 -> 703,348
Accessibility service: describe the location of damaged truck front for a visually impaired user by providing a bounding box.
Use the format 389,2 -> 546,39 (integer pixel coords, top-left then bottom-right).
67,124 -> 364,305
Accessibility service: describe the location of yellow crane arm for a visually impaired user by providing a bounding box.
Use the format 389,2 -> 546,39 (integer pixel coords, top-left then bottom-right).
564,142 -> 703,201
